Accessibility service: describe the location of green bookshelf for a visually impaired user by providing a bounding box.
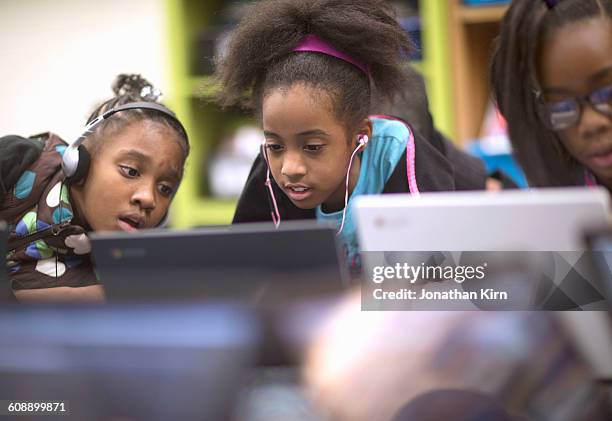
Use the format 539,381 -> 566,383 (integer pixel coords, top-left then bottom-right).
419,0 -> 453,139
164,0 -> 242,228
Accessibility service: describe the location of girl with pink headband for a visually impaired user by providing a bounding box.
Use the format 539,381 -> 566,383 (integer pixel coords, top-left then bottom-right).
215,0 -> 457,271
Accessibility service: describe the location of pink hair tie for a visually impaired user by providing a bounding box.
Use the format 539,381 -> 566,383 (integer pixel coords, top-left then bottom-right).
293,34 -> 371,77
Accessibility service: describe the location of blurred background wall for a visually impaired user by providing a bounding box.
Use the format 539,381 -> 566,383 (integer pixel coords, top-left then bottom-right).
0,0 -> 167,141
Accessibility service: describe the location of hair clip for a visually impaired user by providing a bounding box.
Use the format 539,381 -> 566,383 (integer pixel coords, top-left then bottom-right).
140,85 -> 163,102
543,0 -> 560,9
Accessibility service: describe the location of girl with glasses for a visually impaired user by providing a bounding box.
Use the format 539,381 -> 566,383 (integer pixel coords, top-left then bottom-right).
491,0 -> 612,189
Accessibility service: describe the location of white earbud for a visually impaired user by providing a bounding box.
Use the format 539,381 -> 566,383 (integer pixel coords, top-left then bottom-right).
358,134 -> 369,147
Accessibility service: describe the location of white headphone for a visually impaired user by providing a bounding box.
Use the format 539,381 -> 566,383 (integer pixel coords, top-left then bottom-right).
357,133 -> 369,148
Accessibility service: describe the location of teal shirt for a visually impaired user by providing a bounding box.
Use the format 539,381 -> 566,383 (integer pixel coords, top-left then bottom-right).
316,117 -> 410,270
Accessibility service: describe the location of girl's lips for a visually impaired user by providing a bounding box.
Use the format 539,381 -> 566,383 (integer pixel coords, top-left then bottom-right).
284,186 -> 313,202
117,218 -> 139,232
588,149 -> 612,169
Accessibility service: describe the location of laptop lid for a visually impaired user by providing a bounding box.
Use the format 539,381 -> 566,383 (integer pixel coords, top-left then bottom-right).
353,192 -> 612,378
0,304 -> 259,420
91,221 -> 348,302
355,188 -> 610,252
354,188 -> 610,311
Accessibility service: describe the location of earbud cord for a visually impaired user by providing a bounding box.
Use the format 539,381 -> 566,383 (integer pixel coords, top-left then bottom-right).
261,143 -> 281,228
337,142 -> 364,236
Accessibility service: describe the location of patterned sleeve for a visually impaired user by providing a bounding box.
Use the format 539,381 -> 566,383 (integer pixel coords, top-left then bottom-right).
6,193 -> 99,290
3,133 -> 100,291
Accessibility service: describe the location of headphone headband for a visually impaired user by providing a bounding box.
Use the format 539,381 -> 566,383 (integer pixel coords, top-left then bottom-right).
82,101 -> 187,146
99,101 -> 179,121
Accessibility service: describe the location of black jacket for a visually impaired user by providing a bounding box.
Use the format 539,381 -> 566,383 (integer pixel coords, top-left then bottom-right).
0,134 -> 44,206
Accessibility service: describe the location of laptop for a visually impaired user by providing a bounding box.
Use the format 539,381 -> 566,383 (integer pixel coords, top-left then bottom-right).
90,221 -> 348,302
354,188 -> 612,378
0,304 -> 259,421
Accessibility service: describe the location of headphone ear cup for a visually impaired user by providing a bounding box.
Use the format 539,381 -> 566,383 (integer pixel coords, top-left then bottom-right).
66,145 -> 91,185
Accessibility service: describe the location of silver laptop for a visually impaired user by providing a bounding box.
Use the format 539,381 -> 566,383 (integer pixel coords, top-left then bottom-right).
354,188 -> 612,378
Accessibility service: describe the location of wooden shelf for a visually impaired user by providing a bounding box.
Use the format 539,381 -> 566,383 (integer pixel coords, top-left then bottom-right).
449,0 -> 508,144
458,5 -> 509,24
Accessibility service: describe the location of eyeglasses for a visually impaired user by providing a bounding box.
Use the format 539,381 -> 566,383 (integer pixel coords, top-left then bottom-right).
541,83 -> 612,131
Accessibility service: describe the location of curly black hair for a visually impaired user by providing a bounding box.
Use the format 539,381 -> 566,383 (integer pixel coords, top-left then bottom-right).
491,0 -> 612,187
213,0 -> 414,135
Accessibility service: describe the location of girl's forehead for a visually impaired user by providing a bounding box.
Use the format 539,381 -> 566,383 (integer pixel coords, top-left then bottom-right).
99,120 -> 180,148
539,17 -> 612,90
263,83 -> 335,110
97,121 -> 185,163
262,85 -> 341,127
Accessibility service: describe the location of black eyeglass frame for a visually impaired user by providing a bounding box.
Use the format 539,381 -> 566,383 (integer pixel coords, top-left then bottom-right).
534,84 -> 612,131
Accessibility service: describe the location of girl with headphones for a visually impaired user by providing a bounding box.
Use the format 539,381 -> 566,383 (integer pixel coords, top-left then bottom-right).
216,0 -> 456,271
0,74 -> 189,302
